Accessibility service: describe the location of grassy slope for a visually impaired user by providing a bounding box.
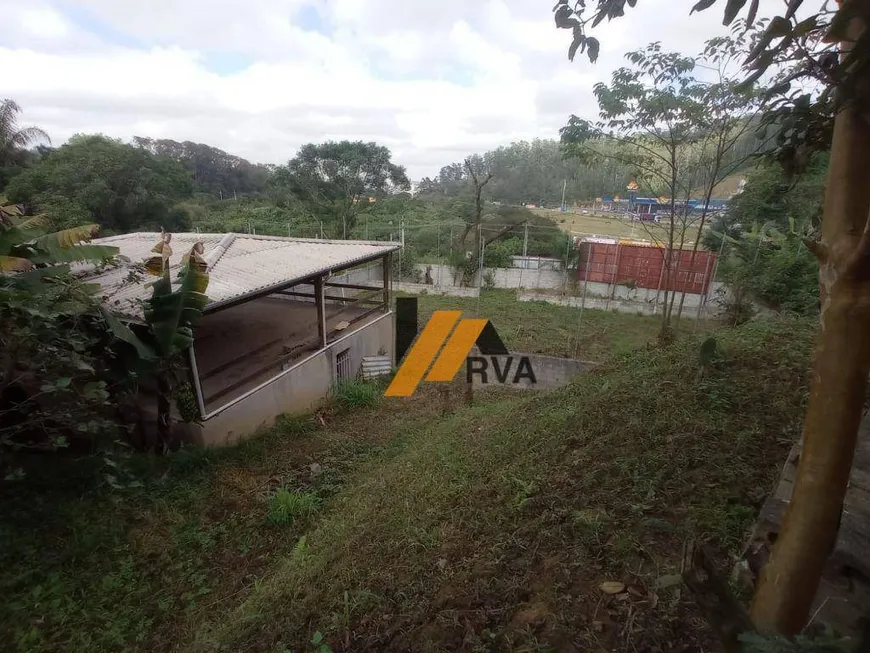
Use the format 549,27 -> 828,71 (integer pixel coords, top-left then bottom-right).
411,290 -> 713,361
0,318 -> 814,653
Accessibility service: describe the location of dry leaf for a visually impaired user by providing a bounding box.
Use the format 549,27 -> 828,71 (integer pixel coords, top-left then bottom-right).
599,581 -> 626,595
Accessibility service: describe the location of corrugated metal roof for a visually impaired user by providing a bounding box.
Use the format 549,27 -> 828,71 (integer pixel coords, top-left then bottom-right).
86,232 -> 400,320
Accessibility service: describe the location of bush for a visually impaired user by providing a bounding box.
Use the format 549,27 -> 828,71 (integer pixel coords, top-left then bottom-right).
266,488 -> 321,525
392,246 -> 421,282
447,249 -> 478,287
332,380 -> 382,409
718,230 -> 818,317
484,237 -> 521,268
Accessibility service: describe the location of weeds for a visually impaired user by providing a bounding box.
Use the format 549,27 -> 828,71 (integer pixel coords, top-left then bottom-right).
266,489 -> 321,526
332,380 -> 381,410
0,316 -> 816,653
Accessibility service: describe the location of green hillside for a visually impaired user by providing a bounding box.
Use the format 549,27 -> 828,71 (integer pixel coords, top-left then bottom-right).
0,316 -> 814,652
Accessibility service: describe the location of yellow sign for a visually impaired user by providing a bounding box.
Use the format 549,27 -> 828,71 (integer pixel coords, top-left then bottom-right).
658,196 -> 669,204
614,195 -> 621,201
385,311 -> 533,397
386,311 -> 485,397
627,180 -> 638,191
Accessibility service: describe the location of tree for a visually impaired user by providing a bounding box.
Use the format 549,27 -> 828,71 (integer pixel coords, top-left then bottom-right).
424,139 -> 640,206
672,30 -> 769,324
5,135 -> 193,234
0,100 -> 50,169
556,0 -> 870,638
133,137 -> 270,198
706,155 -> 827,317
1,199 -> 120,458
561,43 -> 708,342
272,141 -> 410,239
101,231 -> 210,451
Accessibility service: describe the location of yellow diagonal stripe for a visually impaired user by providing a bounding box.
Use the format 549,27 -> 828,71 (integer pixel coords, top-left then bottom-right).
384,310 -> 461,397
425,319 -> 488,382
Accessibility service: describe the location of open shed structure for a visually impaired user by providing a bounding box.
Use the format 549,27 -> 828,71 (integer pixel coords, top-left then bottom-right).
89,232 -> 400,446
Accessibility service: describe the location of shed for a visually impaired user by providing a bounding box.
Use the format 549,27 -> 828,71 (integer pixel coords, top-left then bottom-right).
88,232 -> 401,446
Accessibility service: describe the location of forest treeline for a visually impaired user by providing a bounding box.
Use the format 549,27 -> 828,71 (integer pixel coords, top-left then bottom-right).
0,96 -> 825,316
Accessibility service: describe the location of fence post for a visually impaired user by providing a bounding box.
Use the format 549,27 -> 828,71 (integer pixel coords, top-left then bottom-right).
436,223 -> 441,287
653,246 -> 667,316
476,223 -> 483,317
561,234 -> 571,296
518,223 -> 529,289
573,242 -> 594,359
695,251 -> 716,329
606,242 -> 622,310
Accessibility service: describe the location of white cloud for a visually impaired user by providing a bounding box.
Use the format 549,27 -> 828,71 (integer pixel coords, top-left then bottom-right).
0,0 -> 778,178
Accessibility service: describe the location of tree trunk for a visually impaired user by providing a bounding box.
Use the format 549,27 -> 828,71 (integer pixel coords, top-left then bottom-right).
659,162 -> 679,342
156,371 -> 173,453
750,26 -> 870,631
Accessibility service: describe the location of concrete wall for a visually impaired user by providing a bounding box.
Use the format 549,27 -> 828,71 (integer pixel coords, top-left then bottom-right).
331,262 -> 383,285
403,262 -> 720,313
394,282 -> 479,297
518,286 -> 725,317
412,263 -> 566,291
469,352 -> 598,390
200,312 -> 393,446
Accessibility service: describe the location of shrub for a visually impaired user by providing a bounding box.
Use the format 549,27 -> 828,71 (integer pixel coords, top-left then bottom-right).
332,380 -> 382,410
392,246 -> 421,282
266,488 -> 321,525
483,237 -> 521,268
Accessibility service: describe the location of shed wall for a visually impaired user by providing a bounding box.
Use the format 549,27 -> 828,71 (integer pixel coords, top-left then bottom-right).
200,313 -> 393,446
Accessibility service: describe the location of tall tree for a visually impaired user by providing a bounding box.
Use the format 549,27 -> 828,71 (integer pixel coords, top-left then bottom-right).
5,135 -> 193,234
556,0 -> 870,638
561,43 -> 708,341
133,137 -> 270,198
0,100 -> 50,168
673,31 -> 768,324
272,141 -> 410,239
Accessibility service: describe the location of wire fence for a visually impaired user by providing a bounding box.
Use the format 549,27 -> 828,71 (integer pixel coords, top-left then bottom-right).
197,215 -> 723,349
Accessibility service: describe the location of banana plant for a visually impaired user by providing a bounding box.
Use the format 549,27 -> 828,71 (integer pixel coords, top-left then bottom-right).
0,199 -> 118,275
103,231 -> 210,450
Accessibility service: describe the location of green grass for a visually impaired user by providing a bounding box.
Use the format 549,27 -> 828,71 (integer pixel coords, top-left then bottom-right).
0,317 -> 816,653
404,289 -> 714,361
267,489 -> 322,526
332,379 -> 383,409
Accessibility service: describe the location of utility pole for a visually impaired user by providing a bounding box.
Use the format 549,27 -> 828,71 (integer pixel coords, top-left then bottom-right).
522,223 -> 529,258
561,179 -> 568,212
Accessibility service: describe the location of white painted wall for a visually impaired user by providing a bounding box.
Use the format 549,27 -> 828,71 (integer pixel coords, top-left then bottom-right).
407,262 -> 721,308
200,313 -> 393,446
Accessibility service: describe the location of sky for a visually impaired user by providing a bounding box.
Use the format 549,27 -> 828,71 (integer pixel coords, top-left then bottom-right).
0,0 -> 782,179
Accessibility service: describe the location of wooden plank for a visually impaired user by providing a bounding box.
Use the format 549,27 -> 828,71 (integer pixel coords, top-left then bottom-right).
315,276 -> 327,348
283,288 -> 383,303
275,290 -> 316,300
324,287 -> 386,306
383,253 -> 391,312
327,304 -> 385,343
324,281 -> 384,291
325,297 -> 386,323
